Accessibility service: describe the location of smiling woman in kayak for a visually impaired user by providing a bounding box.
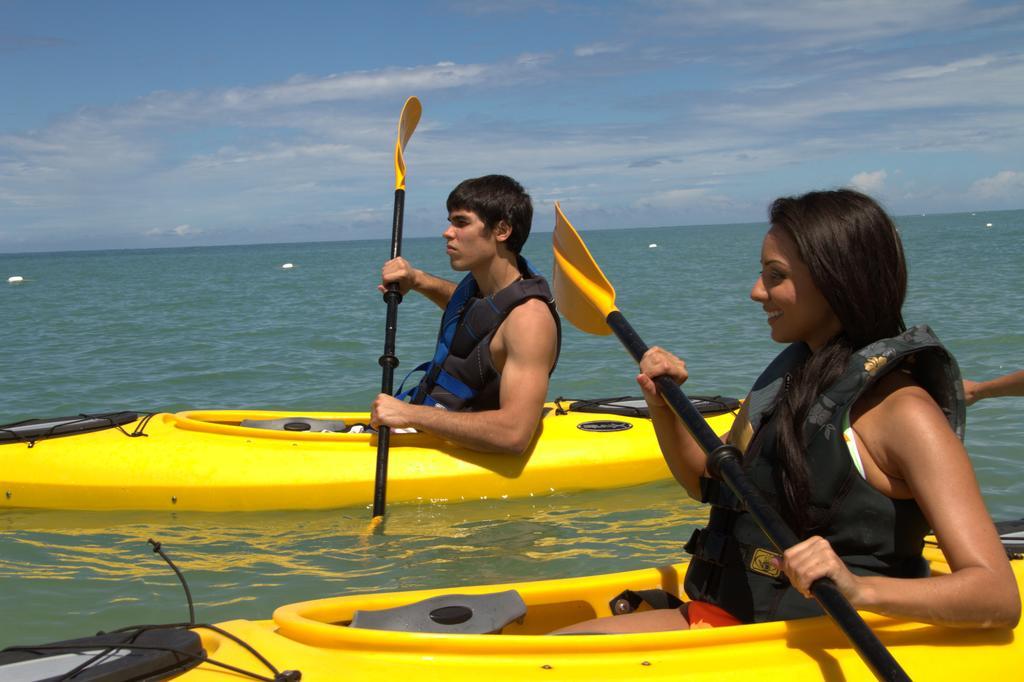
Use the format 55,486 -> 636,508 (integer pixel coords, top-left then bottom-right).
556,189 -> 1020,633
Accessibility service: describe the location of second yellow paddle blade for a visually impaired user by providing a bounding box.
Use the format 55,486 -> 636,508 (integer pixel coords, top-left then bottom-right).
394,96 -> 422,191
551,202 -> 618,336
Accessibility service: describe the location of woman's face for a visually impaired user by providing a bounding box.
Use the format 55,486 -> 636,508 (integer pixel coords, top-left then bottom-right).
750,225 -> 841,351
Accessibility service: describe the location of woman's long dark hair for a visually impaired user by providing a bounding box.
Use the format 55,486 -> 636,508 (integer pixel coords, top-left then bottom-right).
766,189 -> 907,534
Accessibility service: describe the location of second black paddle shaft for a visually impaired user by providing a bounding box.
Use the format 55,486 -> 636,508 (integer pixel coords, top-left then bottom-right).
605,310 -> 911,682
372,188 -> 406,519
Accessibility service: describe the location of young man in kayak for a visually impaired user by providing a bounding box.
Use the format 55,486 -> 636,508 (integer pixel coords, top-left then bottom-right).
555,189 -> 1019,633
370,174 -> 560,454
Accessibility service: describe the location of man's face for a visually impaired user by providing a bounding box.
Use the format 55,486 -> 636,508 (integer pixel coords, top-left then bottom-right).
443,208 -> 497,271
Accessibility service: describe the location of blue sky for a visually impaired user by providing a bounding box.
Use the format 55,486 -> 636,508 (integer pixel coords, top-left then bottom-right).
2,1 -> 1023,253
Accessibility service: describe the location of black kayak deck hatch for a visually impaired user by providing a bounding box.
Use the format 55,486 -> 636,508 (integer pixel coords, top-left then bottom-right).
563,395 -> 740,419
0,626 -> 204,681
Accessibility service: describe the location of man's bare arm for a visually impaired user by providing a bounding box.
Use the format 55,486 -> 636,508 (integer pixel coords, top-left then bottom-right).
379,257 -> 457,310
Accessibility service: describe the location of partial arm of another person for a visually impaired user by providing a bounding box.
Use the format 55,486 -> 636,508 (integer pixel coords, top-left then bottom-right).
379,257 -> 457,309
370,299 -> 557,454
779,376 -> 1020,628
963,369 -> 1024,406
636,347 -> 731,499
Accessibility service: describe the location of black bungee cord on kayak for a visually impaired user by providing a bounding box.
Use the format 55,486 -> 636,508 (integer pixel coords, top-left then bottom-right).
0,539 -> 302,682
0,410 -> 154,448
144,538 -> 301,681
148,539 -> 196,625
119,412 -> 156,438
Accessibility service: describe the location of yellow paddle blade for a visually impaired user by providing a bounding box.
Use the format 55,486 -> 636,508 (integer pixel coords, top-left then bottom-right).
551,202 -> 618,336
394,96 -> 422,191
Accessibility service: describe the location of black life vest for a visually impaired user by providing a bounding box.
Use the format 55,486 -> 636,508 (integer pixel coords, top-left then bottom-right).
397,257 -> 561,411
683,325 -> 965,623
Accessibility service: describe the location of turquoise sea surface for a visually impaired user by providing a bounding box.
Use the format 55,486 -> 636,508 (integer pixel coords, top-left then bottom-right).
1,209 -> 1022,647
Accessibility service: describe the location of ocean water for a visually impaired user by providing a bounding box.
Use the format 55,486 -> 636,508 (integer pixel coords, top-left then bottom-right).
0,209 -> 1021,646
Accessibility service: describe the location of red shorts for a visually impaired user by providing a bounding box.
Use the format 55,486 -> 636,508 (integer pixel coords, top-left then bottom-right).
683,601 -> 743,628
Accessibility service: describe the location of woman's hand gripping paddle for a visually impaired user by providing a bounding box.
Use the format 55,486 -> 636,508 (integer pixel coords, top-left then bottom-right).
551,203 -> 911,682
371,96 -> 422,529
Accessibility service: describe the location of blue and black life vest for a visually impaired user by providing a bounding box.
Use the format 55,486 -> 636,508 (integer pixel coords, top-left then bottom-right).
683,325 -> 965,623
397,257 -> 561,411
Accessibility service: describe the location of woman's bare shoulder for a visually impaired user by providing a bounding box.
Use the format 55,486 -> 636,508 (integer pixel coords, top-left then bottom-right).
854,368 -> 960,479
858,367 -> 938,420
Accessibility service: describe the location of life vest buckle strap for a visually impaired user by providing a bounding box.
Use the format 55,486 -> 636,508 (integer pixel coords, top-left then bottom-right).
688,528 -> 786,582
608,588 -> 683,615
684,528 -> 701,555
744,546 -> 783,579
698,477 -> 713,504
685,528 -> 732,566
700,477 -> 744,511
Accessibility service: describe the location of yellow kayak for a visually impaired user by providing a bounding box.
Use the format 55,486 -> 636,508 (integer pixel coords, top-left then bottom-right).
2,529 -> 1021,680
0,396 -> 738,512
179,535 -> 1022,680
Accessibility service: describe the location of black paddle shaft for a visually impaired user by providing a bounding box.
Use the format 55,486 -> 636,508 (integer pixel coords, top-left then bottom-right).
373,188 -> 407,519
379,188 -> 406,378
605,311 -> 911,682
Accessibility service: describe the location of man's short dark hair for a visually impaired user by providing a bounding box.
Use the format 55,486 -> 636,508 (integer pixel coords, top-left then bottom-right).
447,175 -> 533,253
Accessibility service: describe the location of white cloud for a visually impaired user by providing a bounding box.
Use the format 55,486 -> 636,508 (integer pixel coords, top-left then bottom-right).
37,56 -> 550,134
574,42 -> 626,58
968,170 -> 1024,199
646,0 -> 1022,50
881,56 -> 996,81
183,143 -> 358,171
215,62 -> 493,111
697,53 -> 1024,131
0,54 -> 560,247
145,224 -> 202,238
516,52 -> 554,67
849,170 -> 888,193
108,62 -> 496,126
635,188 -> 710,209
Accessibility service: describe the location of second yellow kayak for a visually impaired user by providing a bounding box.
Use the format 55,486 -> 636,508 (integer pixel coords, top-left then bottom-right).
0,396 -> 739,512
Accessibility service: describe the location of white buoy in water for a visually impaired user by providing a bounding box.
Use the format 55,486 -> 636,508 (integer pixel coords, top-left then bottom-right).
7,275 -> 24,284
986,223 -> 993,228
648,243 -> 658,249
281,263 -> 294,269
